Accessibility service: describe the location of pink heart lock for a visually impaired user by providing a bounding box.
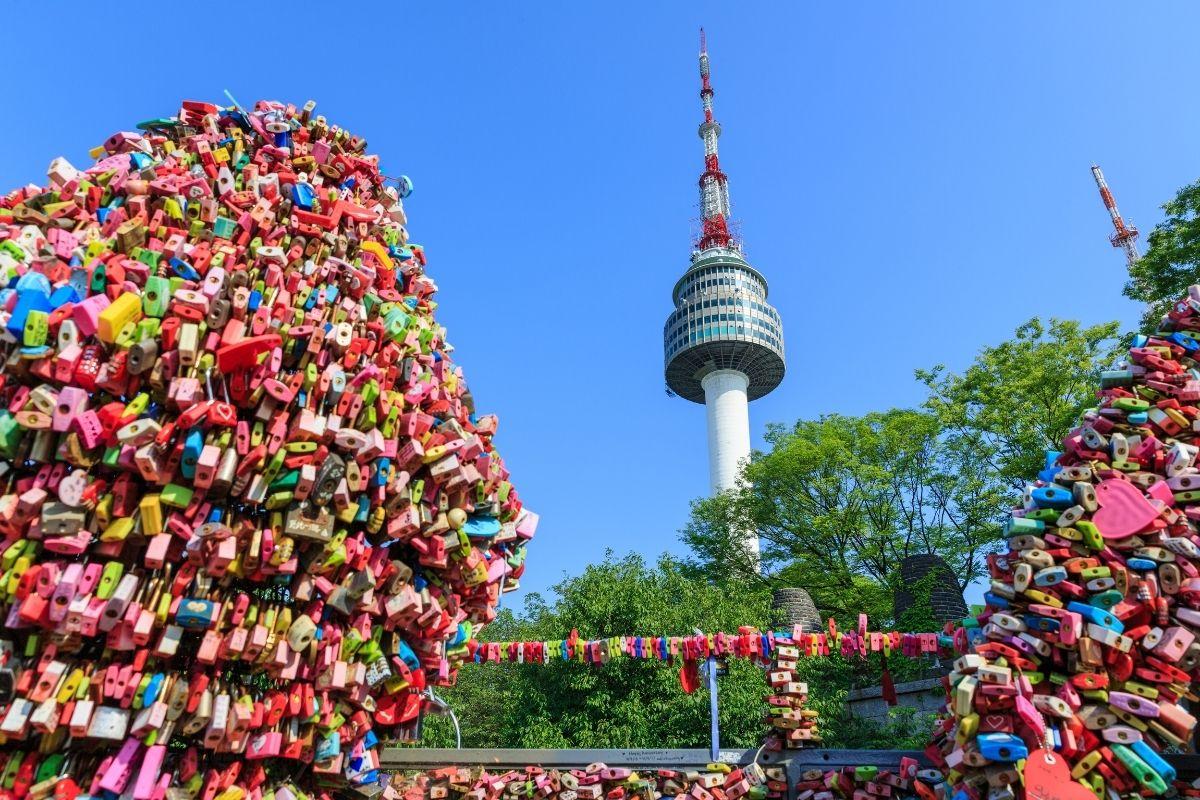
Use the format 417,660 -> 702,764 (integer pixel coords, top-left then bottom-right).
1093,478 -> 1159,539
1023,749 -> 1096,800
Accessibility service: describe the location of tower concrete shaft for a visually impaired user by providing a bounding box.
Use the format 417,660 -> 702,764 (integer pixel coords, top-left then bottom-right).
702,369 -> 751,496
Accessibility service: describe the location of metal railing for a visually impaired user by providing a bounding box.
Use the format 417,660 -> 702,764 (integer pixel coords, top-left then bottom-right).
380,748 -> 1200,793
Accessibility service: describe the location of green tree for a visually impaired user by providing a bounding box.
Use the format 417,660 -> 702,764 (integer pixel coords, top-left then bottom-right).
681,409 -> 1002,625
1126,180 -> 1200,328
420,552 -> 772,749
916,317 -> 1122,495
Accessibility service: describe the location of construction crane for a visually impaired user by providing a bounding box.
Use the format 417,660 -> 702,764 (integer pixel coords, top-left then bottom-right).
1091,164 -> 1141,268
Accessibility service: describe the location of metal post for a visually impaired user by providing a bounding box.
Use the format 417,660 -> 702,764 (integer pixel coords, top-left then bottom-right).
706,655 -> 720,762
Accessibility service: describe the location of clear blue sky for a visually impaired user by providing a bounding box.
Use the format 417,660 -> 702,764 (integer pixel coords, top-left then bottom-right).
5,3 -> 1196,614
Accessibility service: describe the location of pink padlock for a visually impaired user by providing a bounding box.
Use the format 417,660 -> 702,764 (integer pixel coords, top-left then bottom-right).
98,737 -> 141,793
1153,625 -> 1195,662
52,387 -> 88,433
70,293 -> 110,337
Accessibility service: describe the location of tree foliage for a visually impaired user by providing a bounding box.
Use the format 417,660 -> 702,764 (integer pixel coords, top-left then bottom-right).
917,317 -> 1122,494
681,409 -> 1002,625
1126,180 -> 1200,329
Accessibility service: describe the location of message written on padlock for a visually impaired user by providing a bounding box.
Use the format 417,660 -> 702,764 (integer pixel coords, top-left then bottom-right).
0,97 -> 535,797
930,284 -> 1200,800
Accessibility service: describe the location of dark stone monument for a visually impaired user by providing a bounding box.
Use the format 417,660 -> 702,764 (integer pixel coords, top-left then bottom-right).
771,587 -> 822,632
894,553 -> 968,625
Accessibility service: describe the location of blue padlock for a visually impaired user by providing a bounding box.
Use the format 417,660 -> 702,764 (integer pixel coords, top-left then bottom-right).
181,430 -> 204,480
143,672 -> 164,705
169,257 -> 200,281
1024,614 -> 1060,633
175,598 -> 216,630
315,731 -> 341,762
1170,331 -> 1199,352
5,290 -> 51,339
396,639 -> 421,671
983,592 -> 1010,609
463,516 -> 501,538
976,733 -> 1028,762
48,285 -> 80,309
15,271 -> 51,296
1037,450 -> 1063,483
68,268 -> 89,298
1067,601 -> 1123,633
292,182 -> 316,210
1031,485 -> 1073,509
1131,738 -> 1175,782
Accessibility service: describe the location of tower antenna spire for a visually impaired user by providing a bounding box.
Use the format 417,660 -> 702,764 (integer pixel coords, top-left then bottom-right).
1091,164 -> 1141,268
697,27 -> 734,251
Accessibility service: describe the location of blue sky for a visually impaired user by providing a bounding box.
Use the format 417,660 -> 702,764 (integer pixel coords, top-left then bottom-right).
4,3 -> 1197,616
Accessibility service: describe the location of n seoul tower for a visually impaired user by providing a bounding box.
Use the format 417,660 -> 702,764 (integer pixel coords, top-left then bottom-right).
663,30 -> 785,558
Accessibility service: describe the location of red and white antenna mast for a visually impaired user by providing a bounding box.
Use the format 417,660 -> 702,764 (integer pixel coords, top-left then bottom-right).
697,28 -> 736,252
1091,165 -> 1141,268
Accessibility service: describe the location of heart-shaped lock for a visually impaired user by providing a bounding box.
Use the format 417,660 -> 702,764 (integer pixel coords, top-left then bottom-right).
1023,749 -> 1099,800
1093,478 -> 1159,539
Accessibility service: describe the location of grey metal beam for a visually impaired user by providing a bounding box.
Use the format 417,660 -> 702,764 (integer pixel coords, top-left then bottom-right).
379,748 -> 758,770
378,748 -> 933,771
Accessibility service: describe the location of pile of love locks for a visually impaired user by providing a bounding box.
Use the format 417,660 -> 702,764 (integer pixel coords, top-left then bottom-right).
0,98 -> 535,799
935,285 -> 1200,800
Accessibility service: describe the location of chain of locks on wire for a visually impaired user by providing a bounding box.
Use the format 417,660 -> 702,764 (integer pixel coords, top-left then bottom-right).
456,625 -> 949,666
0,98 -> 537,799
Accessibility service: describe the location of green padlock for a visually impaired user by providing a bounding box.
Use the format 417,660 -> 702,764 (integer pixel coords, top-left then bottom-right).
1112,397 -> 1150,412
1111,744 -> 1167,794
0,412 -> 25,457
1076,520 -> 1103,551
90,262 -> 107,292
142,276 -> 171,317
1089,589 -> 1123,610
22,309 -> 47,348
160,483 -> 194,508
137,247 -> 161,269
213,216 -> 237,239
34,753 -> 63,785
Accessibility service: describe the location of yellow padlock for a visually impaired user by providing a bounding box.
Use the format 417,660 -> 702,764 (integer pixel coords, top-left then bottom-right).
97,292 -> 143,344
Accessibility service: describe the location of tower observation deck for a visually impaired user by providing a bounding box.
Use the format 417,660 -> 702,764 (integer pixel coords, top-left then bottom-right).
664,31 -> 786,519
